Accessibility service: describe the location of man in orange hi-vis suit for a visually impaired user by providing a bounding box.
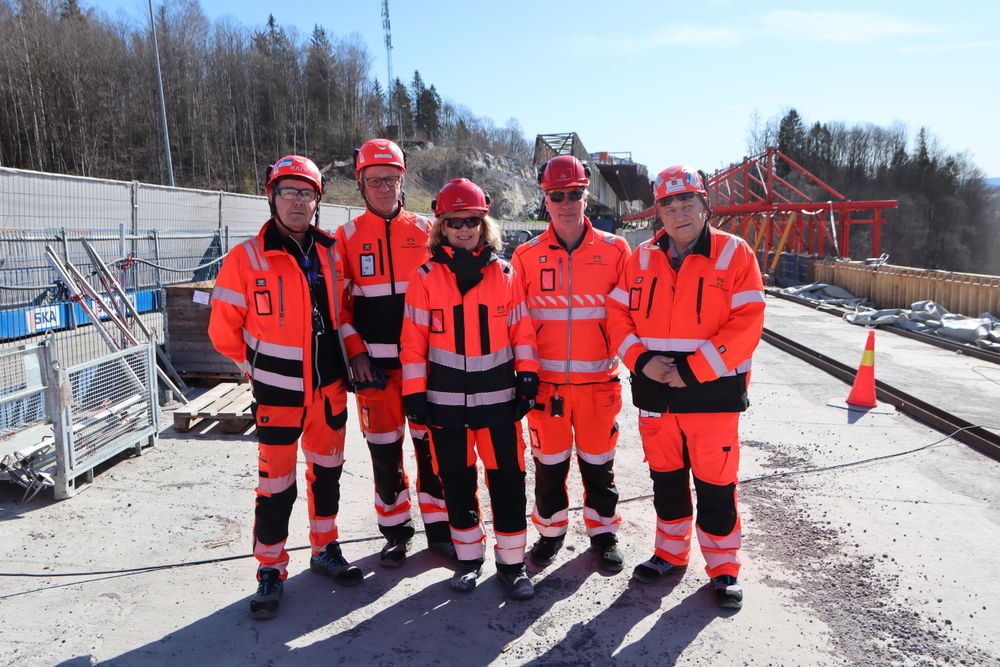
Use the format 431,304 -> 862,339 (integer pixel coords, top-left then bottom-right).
606,165 -> 765,609
511,155 -> 631,573
209,155 -> 362,620
335,139 -> 452,568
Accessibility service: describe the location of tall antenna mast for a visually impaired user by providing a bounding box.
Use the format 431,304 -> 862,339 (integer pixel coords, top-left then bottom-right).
382,0 -> 394,134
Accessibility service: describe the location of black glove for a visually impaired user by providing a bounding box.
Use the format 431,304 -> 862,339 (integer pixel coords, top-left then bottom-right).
514,372 -> 539,420
354,363 -> 389,391
403,392 -> 430,426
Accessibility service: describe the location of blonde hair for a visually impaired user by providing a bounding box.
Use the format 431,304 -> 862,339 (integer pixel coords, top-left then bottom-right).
429,214 -> 502,253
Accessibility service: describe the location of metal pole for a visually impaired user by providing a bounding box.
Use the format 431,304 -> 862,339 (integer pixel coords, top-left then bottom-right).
148,0 -> 174,187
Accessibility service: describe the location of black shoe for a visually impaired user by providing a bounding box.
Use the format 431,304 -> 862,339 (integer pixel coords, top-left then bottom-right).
528,536 -> 564,567
380,536 -> 410,568
496,565 -> 535,600
631,554 -> 685,584
310,542 -> 363,586
249,567 -> 283,620
450,559 -> 484,593
713,574 -> 743,609
428,540 -> 457,559
590,534 -> 624,573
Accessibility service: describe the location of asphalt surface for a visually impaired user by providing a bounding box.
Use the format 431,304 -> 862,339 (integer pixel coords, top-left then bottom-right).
1,293 -> 999,666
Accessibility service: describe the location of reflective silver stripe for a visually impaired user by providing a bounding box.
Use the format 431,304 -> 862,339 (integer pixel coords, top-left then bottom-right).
715,236 -> 740,271
342,220 -> 357,240
341,323 -> 358,337
414,215 -> 431,233
250,367 -> 305,392
427,387 -> 515,406
374,488 -> 410,512
513,344 -> 538,362
532,447 -> 571,465
258,471 -> 296,495
618,333 -> 643,359
697,524 -> 741,550
736,359 -> 752,373
243,329 -> 304,361
507,301 -> 530,326
699,340 -> 729,377
639,409 -> 662,418
304,450 -> 345,467
406,304 -> 429,327
402,363 -> 426,381
351,281 -> 409,297
417,264 -> 432,277
639,247 -> 650,270
731,289 -> 765,308
366,426 -> 405,445
578,448 -> 616,465
240,239 -> 261,271
538,358 -> 615,374
408,424 -> 428,440
529,306 -> 606,320
310,518 -> 337,534
608,287 -> 629,306
365,342 -> 399,358
583,506 -> 620,526
429,346 -> 513,372
212,286 -> 247,309
640,337 -> 707,352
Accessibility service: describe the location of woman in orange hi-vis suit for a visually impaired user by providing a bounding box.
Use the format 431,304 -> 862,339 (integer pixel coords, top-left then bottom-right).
400,179 -> 540,600
209,155 -> 362,621
606,165 -> 765,610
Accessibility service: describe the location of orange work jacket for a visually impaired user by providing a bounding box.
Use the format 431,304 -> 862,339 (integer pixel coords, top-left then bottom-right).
209,220 -> 347,407
335,208 -> 431,369
510,217 -> 630,385
400,246 -> 539,428
606,224 -> 765,413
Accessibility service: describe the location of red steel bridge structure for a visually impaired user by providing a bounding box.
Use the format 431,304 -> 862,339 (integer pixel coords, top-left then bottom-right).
625,147 -> 897,269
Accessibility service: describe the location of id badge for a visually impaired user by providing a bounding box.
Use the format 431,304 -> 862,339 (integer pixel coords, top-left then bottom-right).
550,395 -> 564,418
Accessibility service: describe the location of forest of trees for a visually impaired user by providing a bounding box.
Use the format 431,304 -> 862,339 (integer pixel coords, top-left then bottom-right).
746,109 -> 1000,273
0,0 -> 532,192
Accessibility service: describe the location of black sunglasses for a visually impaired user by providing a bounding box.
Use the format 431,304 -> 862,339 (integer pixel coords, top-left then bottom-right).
656,192 -> 698,207
547,190 -> 585,203
444,216 -> 484,230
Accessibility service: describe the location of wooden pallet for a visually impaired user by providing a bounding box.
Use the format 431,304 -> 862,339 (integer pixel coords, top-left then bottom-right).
172,382 -> 254,434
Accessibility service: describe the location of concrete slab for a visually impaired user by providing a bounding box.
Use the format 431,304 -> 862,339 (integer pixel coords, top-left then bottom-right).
1,333 -> 998,666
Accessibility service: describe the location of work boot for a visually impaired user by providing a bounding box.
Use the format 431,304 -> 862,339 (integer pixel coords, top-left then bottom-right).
380,536 -> 410,568
249,567 -> 283,620
496,564 -> 535,600
428,540 -> 457,560
631,554 -> 686,584
528,535 -> 564,567
713,574 -> 743,609
310,541 -> 363,586
450,559 -> 484,593
590,534 -> 624,573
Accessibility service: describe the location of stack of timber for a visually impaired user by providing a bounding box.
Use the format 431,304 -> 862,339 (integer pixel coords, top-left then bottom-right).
165,281 -> 239,380
172,382 -> 253,433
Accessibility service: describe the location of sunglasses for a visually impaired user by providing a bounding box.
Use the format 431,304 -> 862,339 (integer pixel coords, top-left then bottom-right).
547,190 -> 585,203
656,192 -> 698,208
444,216 -> 484,230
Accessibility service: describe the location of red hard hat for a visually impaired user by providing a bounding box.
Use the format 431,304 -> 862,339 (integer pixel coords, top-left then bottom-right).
354,138 -> 406,178
266,155 -> 323,195
432,178 -> 491,216
538,155 -> 591,190
653,165 -> 706,201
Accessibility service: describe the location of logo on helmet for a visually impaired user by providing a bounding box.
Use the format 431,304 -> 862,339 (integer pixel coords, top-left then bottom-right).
685,171 -> 701,188
277,158 -> 294,167
665,177 -> 686,193
374,153 -> 394,159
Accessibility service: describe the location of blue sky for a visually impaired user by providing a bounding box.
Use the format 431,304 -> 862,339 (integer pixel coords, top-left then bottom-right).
94,0 -> 1000,178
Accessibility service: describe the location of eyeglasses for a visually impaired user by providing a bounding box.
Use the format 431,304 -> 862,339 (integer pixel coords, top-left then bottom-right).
444,216 -> 484,230
547,189 -> 585,203
364,176 -> 402,189
656,192 -> 698,208
274,187 -> 318,202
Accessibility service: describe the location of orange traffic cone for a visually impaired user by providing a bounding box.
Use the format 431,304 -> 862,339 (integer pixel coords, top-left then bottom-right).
846,330 -> 877,408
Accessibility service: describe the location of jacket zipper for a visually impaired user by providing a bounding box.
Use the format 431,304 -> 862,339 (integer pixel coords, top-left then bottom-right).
562,253 -> 572,383
278,276 -> 285,326
696,277 -> 704,324
384,218 -> 396,292
646,277 -> 658,319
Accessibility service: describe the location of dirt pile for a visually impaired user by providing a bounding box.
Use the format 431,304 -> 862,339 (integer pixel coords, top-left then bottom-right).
322,145 -> 541,222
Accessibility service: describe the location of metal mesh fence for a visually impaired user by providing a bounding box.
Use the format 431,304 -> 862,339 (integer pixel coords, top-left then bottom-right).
0,343 -> 48,442
63,343 -> 155,477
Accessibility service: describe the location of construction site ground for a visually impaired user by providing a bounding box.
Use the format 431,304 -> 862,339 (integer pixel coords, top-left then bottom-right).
2,294 -> 999,666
